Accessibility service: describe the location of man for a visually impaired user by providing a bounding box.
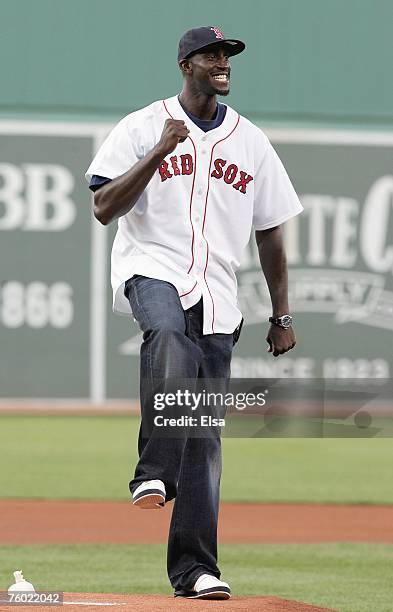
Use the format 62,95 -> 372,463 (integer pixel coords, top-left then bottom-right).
85,26 -> 303,600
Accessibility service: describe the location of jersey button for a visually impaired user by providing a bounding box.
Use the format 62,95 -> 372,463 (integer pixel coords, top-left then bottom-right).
201,150 -> 207,155
197,188 -> 203,196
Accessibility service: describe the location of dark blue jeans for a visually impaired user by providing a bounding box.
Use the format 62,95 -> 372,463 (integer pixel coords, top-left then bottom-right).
124,275 -> 235,591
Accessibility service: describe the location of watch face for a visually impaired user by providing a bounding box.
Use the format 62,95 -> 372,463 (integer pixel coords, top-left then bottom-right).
281,315 -> 292,328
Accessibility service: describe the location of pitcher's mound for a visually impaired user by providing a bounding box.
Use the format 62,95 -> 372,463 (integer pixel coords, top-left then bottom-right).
57,592 -> 334,611
1,592 -> 334,611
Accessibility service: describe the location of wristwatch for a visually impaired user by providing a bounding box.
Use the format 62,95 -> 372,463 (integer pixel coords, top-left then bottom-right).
269,314 -> 293,329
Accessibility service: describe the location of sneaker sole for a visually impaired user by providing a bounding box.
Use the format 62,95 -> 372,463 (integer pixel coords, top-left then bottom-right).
133,491 -> 165,509
175,587 -> 231,600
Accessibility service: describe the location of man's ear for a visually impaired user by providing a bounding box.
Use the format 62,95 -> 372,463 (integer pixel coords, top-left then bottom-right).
179,59 -> 192,75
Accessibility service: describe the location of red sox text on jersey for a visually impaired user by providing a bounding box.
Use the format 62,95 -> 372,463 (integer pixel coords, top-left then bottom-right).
158,155 -> 254,194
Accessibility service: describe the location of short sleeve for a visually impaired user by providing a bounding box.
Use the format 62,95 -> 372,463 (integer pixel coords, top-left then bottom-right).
85,116 -> 142,184
252,133 -> 303,230
88,175 -> 112,192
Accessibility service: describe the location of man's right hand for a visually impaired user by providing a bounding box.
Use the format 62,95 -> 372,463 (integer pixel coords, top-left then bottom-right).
156,119 -> 190,157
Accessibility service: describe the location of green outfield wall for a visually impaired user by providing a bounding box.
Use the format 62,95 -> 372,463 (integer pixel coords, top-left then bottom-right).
0,1 -> 392,401
1,0 -> 392,125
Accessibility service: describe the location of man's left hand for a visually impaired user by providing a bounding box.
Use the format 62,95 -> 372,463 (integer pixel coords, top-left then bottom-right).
266,325 -> 296,357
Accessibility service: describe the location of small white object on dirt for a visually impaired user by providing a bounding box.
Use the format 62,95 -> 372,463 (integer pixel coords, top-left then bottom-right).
8,570 -> 36,593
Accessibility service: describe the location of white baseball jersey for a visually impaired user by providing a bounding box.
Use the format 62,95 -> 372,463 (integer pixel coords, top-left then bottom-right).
85,95 -> 303,335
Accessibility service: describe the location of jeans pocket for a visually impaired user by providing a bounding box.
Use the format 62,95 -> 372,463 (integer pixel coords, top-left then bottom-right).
124,274 -> 143,299
124,275 -> 143,317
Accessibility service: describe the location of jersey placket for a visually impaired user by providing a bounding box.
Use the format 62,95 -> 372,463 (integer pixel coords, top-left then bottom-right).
162,97 -> 239,334
190,132 -> 215,334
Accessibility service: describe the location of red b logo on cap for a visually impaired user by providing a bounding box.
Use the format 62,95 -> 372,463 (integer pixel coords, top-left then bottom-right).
211,27 -> 224,40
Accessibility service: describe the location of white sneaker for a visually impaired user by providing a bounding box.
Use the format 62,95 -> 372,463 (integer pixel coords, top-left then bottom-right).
191,574 -> 231,599
132,480 -> 166,509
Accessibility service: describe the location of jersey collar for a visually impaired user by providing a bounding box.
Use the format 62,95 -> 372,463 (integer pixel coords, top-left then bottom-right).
163,95 -> 239,143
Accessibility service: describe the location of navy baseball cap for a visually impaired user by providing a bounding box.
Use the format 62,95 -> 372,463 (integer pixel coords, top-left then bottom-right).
178,26 -> 245,62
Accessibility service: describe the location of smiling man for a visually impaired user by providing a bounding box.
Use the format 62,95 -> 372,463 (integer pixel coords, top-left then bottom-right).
85,26 -> 303,600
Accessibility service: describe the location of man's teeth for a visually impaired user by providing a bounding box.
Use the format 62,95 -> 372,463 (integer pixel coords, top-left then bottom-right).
213,75 -> 228,81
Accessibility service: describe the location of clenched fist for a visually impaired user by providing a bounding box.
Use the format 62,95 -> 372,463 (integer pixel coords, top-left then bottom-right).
266,324 -> 296,357
156,119 -> 190,157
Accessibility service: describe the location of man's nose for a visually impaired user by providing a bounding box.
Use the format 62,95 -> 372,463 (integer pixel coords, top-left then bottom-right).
216,55 -> 229,68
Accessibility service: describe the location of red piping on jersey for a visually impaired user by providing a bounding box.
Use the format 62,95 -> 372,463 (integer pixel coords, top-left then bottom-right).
179,281 -> 197,298
202,114 -> 240,333
162,99 -> 196,275
163,98 -> 240,332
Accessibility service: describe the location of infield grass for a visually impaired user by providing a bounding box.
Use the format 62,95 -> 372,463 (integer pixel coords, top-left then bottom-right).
1,415 -> 393,503
0,542 -> 392,612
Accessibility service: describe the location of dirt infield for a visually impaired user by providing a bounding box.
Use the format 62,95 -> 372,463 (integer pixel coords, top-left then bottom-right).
0,592 -> 335,611
4,500 -> 387,611
1,500 -> 393,544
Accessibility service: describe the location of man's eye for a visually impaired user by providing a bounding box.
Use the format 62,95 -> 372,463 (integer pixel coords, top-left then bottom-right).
206,54 -> 229,61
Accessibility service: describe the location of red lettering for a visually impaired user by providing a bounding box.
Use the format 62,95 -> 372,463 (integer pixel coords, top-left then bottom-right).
158,160 -> 172,182
224,164 -> 238,184
180,154 -> 194,175
170,155 -> 181,176
211,158 -> 226,179
233,171 -> 254,194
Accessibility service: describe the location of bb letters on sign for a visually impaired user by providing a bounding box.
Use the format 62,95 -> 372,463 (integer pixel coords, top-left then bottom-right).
0,163 -> 76,230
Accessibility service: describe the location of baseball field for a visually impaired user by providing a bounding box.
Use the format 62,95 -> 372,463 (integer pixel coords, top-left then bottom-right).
1,414 -> 393,611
